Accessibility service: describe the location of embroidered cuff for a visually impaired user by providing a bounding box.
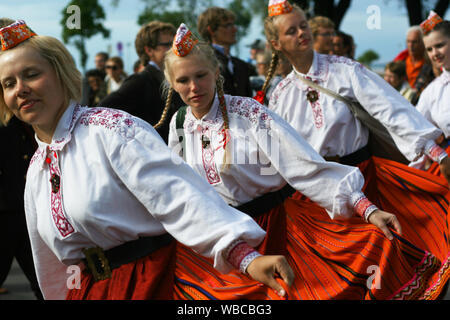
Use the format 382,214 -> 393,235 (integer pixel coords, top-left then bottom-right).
425,141 -> 448,164
225,240 -> 261,274
352,192 -> 378,221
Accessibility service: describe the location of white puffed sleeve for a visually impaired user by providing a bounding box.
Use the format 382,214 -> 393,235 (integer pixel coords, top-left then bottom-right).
243,103 -> 369,220
107,119 -> 265,273
349,64 -> 443,161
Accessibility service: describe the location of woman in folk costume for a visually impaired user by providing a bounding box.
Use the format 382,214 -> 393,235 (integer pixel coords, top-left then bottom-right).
163,23 -> 447,300
265,0 -> 450,299
0,20 -> 295,300
413,12 -> 450,177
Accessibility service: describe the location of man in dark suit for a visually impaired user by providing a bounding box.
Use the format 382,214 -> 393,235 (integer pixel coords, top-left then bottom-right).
197,7 -> 253,98
99,21 -> 183,143
0,118 -> 42,299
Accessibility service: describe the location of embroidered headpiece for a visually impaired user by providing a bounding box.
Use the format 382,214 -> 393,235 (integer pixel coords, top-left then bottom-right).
420,11 -> 444,35
268,0 -> 293,17
172,23 -> 198,57
0,20 -> 37,51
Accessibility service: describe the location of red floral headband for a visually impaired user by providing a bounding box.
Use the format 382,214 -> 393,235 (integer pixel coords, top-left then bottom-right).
172,23 -> 198,57
420,11 -> 444,35
268,0 -> 293,17
0,20 -> 37,51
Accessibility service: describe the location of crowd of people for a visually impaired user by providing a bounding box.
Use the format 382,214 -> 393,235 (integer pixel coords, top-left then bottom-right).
0,0 -> 449,301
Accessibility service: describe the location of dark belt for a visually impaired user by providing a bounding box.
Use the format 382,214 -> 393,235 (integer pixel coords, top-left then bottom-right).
82,233 -> 174,282
324,144 -> 371,167
234,184 -> 296,218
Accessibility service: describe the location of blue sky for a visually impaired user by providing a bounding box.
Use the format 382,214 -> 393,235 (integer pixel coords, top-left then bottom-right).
1,0 -> 449,74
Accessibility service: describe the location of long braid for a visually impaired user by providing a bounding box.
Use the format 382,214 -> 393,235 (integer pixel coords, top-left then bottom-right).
216,75 -> 231,171
261,52 -> 279,94
154,87 -> 173,129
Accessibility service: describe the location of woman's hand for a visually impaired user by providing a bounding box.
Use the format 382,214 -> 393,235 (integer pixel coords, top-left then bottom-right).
439,156 -> 450,187
246,255 -> 294,297
367,209 -> 402,240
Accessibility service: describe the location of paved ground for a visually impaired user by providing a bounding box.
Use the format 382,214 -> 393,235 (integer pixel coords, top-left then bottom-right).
1,258 -> 449,300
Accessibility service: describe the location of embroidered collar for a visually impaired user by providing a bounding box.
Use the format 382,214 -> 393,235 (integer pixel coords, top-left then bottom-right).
33,101 -> 83,169
290,51 -> 329,91
184,94 -> 224,133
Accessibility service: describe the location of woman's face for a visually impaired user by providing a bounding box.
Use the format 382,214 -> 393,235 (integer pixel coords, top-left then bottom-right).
169,54 -> 218,119
424,30 -> 450,70
270,10 -> 313,57
0,44 -> 66,137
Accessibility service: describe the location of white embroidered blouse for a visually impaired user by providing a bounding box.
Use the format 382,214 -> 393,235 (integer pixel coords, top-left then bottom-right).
168,94 -> 377,223
24,101 -> 266,299
416,69 -> 450,138
268,52 -> 444,162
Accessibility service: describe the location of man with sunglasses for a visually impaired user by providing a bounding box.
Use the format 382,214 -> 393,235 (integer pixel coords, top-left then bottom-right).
198,7 -> 254,97
99,21 -> 183,143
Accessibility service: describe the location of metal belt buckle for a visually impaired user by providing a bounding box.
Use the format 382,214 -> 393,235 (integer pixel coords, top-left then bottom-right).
82,247 -> 112,282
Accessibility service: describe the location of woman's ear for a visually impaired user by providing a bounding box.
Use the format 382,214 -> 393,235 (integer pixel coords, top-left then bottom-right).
270,39 -> 282,52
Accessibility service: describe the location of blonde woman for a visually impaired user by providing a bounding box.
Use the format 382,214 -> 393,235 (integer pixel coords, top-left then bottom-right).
264,0 -> 450,299
160,23 -> 450,300
0,20 -> 295,300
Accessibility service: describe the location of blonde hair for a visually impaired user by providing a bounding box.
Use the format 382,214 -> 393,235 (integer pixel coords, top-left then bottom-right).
262,5 -> 306,98
162,42 -> 231,170
0,35 -> 82,125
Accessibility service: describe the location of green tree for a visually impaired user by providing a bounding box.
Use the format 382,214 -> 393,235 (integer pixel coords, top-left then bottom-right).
137,0 -> 252,48
61,0 -> 110,72
357,49 -> 380,68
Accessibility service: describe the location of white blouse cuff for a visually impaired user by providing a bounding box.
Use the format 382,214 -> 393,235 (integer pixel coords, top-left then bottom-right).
351,192 -> 378,222
225,240 -> 262,274
424,141 -> 448,164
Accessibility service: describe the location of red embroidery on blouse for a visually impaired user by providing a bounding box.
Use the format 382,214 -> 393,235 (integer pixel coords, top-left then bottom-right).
47,151 -> 74,238
79,108 -> 134,130
201,128 -> 221,185
306,79 -> 323,129
227,241 -> 257,271
428,144 -> 446,162
228,96 -> 271,129
354,196 -> 375,219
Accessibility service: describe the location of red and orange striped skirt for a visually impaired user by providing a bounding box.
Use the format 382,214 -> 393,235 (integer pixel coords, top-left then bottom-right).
174,156 -> 450,300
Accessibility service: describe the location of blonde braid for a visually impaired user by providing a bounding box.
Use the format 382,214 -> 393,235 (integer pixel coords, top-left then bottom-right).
153,87 -> 173,129
261,52 -> 279,94
216,76 -> 231,171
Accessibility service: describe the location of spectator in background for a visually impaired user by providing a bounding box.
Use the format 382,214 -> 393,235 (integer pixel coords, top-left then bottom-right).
384,61 -> 418,104
198,7 -> 253,97
99,21 -> 183,143
394,26 -> 435,95
332,30 -> 355,59
104,56 -> 127,94
94,51 -> 109,79
247,38 -> 266,66
85,69 -> 107,107
309,16 -> 335,54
